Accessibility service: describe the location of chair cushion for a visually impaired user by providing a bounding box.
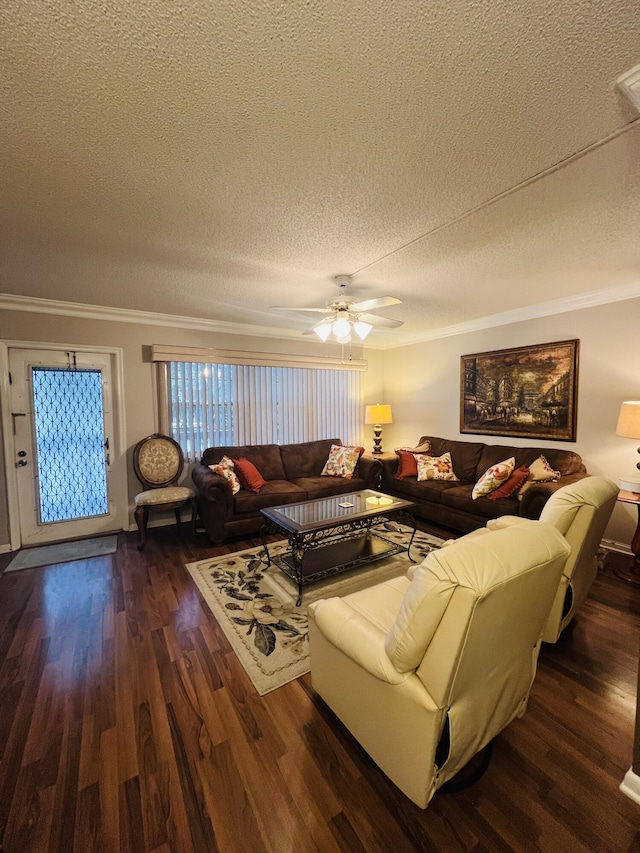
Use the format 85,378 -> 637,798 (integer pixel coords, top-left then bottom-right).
135,486 -> 195,505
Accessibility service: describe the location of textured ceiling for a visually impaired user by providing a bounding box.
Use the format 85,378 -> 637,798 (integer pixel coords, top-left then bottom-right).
1,0 -> 639,345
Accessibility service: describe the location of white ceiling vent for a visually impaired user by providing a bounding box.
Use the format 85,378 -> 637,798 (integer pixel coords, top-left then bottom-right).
616,64 -> 640,112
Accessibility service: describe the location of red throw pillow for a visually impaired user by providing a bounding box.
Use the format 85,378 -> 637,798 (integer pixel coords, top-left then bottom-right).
395,449 -> 418,479
232,457 -> 267,493
394,449 -> 432,480
488,465 -> 530,500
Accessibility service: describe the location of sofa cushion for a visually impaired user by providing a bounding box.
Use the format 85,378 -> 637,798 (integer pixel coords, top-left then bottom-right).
232,456 -> 267,492
292,475 -> 365,499
233,480 -> 306,513
384,477 -> 459,503
202,444 -> 286,480
441,484 -> 519,519
280,438 -> 341,479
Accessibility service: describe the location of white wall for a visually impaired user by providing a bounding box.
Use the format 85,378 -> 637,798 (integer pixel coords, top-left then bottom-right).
380,297 -> 640,548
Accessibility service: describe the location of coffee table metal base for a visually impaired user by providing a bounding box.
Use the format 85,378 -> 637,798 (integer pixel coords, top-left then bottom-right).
262,512 -> 416,606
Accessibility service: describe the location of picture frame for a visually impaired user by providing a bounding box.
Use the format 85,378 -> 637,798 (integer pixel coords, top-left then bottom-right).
460,339 -> 579,441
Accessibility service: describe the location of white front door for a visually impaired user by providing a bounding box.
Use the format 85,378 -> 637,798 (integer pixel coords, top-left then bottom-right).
9,347 -> 123,546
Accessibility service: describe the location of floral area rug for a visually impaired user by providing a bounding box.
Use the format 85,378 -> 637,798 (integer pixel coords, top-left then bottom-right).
185,523 -> 445,695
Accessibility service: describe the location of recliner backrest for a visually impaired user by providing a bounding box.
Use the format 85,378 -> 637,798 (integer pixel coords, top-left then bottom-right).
384,523 -> 570,781
538,476 -> 619,581
386,525 -> 570,701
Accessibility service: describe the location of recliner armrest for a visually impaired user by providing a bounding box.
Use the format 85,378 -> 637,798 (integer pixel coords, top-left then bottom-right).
519,473 -> 590,519
309,598 -> 409,684
486,515 -> 533,531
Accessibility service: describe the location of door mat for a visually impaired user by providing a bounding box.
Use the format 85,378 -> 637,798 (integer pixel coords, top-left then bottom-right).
4,535 -> 119,573
185,523 -> 444,695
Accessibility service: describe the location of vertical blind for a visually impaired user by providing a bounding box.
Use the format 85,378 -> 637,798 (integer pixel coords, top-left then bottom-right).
159,361 -> 364,461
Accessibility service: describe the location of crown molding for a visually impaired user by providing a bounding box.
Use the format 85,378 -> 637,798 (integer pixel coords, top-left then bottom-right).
1,282 -> 639,351
381,280 -> 640,349
0,293 -> 304,340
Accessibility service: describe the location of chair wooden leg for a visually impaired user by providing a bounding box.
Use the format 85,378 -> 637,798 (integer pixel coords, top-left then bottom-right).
135,505 -> 148,550
190,497 -> 198,536
175,508 -> 183,537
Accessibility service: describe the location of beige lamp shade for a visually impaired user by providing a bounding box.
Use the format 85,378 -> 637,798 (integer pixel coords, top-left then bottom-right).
616,402 -> 640,439
365,404 -> 393,425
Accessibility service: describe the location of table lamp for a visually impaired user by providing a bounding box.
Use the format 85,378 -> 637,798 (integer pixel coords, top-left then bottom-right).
616,401 -> 640,493
365,404 -> 393,454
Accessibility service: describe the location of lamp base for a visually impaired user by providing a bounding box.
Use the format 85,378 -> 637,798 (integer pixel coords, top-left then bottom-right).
372,427 -> 383,454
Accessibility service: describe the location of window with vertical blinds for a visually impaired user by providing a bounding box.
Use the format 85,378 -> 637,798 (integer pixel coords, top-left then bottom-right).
159,360 -> 364,462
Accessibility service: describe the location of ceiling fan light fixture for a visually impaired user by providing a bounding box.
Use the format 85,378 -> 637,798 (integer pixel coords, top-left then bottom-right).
314,322 -> 332,342
332,315 -> 351,337
353,320 -> 373,340
336,333 -> 352,345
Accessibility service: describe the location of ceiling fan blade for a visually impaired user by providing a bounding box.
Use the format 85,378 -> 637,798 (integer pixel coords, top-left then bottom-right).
358,312 -> 404,329
350,296 -> 402,312
269,306 -> 330,313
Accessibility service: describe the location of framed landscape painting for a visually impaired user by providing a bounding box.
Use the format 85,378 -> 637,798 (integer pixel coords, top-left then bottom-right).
460,339 -> 579,441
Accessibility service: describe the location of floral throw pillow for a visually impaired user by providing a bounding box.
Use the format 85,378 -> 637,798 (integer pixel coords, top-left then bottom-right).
208,455 -> 241,494
321,444 -> 363,479
416,452 -> 457,482
472,457 -> 516,499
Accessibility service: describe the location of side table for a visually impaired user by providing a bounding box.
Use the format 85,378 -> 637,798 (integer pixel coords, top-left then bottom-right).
361,451 -> 398,490
615,489 -> 640,584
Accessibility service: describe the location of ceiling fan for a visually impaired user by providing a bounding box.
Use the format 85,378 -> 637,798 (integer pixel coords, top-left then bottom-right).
271,275 -> 403,343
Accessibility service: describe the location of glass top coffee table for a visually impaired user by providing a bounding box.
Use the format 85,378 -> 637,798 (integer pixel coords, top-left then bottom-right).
261,489 -> 416,605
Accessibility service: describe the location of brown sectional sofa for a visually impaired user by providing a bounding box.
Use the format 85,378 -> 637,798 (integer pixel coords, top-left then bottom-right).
380,435 -> 588,534
192,438 -> 382,544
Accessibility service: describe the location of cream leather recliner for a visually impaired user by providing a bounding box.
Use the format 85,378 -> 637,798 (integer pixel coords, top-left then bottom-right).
484,475 -> 619,642
308,523 -> 570,809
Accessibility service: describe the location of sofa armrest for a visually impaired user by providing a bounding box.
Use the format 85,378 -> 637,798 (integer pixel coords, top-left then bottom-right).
518,473 -> 590,520
358,455 -> 383,489
192,464 -> 233,506
379,455 -> 399,490
192,464 -> 235,543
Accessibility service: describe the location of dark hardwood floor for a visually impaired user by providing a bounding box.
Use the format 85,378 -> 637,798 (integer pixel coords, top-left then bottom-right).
0,524 -> 639,853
